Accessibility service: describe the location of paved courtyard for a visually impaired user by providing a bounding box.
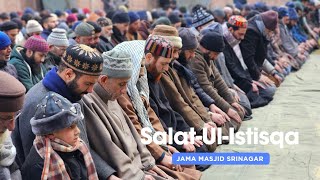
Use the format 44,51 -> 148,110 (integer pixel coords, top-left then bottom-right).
202,51 -> 320,180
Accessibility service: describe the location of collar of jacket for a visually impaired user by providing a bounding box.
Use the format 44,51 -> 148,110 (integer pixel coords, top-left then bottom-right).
249,15 -> 270,43
112,26 -> 127,43
42,67 -> 80,103
99,35 -> 111,43
47,51 -> 61,66
42,29 -> 52,35
93,82 -> 113,103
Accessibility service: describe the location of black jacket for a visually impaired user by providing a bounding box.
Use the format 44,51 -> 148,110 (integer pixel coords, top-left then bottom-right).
97,36 -> 114,53
111,26 -> 127,46
22,146 -> 88,180
240,15 -> 270,81
147,72 -> 191,151
223,38 -> 253,93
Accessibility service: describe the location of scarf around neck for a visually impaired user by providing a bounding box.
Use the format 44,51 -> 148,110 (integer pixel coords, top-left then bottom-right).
34,136 -> 98,180
222,23 -> 241,48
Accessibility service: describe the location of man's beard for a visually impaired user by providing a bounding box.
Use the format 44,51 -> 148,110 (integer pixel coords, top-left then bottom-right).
177,52 -> 188,65
66,79 -> 86,101
147,64 -> 162,82
25,54 -> 41,74
203,52 -> 211,61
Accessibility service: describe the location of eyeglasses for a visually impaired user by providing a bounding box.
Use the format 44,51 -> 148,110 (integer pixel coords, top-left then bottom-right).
54,46 -> 67,52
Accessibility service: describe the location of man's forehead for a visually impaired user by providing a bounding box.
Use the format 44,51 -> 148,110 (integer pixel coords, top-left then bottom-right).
115,77 -> 130,83
81,75 -> 98,82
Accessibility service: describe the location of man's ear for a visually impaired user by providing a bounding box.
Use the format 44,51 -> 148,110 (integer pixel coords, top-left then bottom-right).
98,75 -> 108,84
145,53 -> 153,64
75,36 -> 80,43
64,68 -> 76,82
26,49 -> 33,57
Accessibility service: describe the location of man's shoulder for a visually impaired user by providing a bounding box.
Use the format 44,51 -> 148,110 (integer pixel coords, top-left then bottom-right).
191,52 -> 206,67
81,93 -> 100,108
24,82 -> 48,105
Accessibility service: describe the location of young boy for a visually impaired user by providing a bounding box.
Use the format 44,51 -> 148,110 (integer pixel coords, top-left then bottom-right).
21,92 -> 98,180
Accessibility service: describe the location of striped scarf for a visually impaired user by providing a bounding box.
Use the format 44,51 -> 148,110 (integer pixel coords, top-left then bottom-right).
34,136 -> 98,180
113,40 -> 167,149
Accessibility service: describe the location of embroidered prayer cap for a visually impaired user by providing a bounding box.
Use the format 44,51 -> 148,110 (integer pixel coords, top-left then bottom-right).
62,44 -> 103,76
144,35 -> 173,59
152,25 -> 182,49
227,15 -> 248,28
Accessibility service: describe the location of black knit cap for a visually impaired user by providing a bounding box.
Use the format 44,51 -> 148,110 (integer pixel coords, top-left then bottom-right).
0,21 -> 19,31
168,13 -> 181,24
200,29 -> 225,52
112,11 -> 130,24
62,44 -> 103,76
192,8 -> 214,28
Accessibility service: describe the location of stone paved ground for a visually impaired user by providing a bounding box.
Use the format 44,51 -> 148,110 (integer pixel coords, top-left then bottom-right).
202,51 -> 320,180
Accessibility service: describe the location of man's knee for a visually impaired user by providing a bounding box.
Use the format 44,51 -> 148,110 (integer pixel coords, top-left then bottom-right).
259,84 -> 276,98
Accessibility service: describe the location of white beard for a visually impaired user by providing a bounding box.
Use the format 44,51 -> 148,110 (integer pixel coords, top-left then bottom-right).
0,130 -> 16,167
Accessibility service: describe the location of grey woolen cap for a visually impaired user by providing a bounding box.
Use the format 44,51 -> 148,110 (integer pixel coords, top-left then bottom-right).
178,27 -> 198,51
47,28 -> 69,47
101,49 -> 132,78
74,22 -> 94,36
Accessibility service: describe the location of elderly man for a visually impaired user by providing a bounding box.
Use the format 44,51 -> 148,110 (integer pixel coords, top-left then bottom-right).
82,49 -> 201,180
11,44 -> 117,180
69,22 -> 95,47
97,17 -> 114,53
0,72 -> 25,180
